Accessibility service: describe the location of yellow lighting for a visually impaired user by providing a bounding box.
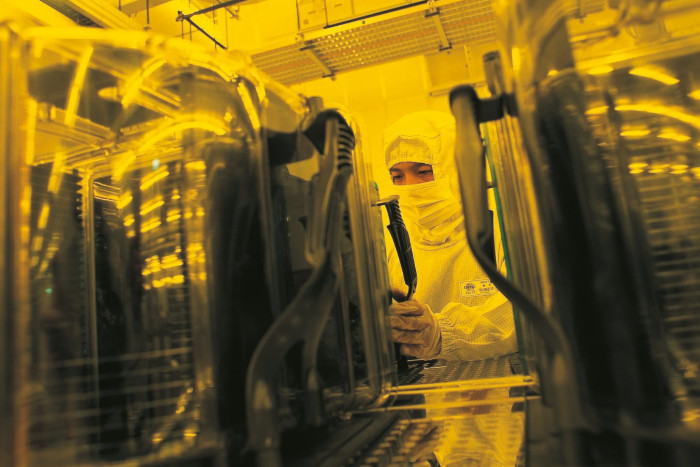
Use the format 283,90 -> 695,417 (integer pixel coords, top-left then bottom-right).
629,66 -> 679,86
512,47 -> 521,72
586,106 -> 608,115
117,192 -> 133,209
620,129 -> 650,137
237,83 -> 260,131
185,161 -> 207,171
47,152 -> 65,194
25,99 -> 37,165
31,236 -> 43,253
658,131 -> 690,142
121,57 -> 167,108
671,164 -> 689,174
546,69 -> 559,77
186,55 -> 232,82
20,186 -> 31,219
172,190 -> 181,200
147,255 -> 162,273
39,258 -> 51,275
629,162 -> 648,174
648,163 -> 670,174
587,65 -> 614,75
140,169 -> 170,191
682,409 -> 700,422
97,86 -> 119,101
151,273 -> 186,288
140,196 -> 164,215
161,254 -> 184,269
141,219 -> 162,233
113,151 -> 136,182
123,215 -> 135,227
615,104 -> 700,129
187,243 -> 205,264
37,204 -> 50,230
167,211 -> 181,222
137,117 -> 228,155
689,90 -> 700,100
64,46 -> 94,127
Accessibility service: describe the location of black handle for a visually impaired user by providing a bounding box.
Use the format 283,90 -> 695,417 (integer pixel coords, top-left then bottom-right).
245,111 -> 355,465
378,195 -> 417,301
449,84 -> 586,437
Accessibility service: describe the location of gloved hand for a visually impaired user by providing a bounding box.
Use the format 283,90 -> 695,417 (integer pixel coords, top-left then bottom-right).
389,299 -> 441,359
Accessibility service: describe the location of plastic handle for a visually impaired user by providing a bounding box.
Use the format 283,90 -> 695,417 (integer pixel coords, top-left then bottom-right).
449,84 -> 587,439
451,87 -> 492,256
378,195 -> 417,301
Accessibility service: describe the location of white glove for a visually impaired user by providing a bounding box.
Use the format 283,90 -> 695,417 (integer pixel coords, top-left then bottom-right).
389,299 -> 441,359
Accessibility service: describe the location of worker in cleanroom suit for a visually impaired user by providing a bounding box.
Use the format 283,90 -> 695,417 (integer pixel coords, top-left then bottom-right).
383,110 -> 523,467
383,110 -> 517,361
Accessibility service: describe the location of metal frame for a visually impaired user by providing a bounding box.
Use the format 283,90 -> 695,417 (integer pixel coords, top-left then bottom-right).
251,0 -> 497,86
425,1 -> 451,51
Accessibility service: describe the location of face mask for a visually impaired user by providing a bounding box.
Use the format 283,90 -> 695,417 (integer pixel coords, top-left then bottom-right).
394,178 -> 464,245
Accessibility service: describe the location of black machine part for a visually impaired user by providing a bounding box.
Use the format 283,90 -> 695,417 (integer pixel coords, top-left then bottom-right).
377,195 -> 417,302
449,83 -> 588,464
244,109 -> 355,467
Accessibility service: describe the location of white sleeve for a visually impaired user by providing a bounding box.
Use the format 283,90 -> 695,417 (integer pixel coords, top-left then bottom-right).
435,292 -> 518,361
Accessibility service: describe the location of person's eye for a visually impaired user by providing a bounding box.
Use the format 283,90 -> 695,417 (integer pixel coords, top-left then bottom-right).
392,174 -> 404,184
418,169 -> 433,176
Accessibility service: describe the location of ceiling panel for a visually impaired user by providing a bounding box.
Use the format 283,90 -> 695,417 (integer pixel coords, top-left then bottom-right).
250,0 -> 606,86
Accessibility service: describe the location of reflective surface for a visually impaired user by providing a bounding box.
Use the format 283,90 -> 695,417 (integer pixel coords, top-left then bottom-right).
576,10 -> 700,398
1,25 -> 397,466
10,27 -> 286,465
385,357 -> 528,466
490,0 -> 700,463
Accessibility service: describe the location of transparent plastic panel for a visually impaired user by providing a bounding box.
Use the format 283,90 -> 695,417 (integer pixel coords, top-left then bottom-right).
341,115 -> 397,406
580,46 -> 700,398
13,27 -> 277,466
568,0 -> 700,401
482,118 -> 545,376
4,26 -> 267,465
2,24 -> 400,466
494,0 -> 700,429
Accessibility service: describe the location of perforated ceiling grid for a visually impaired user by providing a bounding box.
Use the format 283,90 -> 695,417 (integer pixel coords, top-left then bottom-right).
251,0 -> 496,86
249,0 -> 606,86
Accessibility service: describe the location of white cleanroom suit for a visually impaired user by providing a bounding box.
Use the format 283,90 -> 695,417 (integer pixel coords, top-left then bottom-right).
383,110 -> 517,361
383,111 -> 524,467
